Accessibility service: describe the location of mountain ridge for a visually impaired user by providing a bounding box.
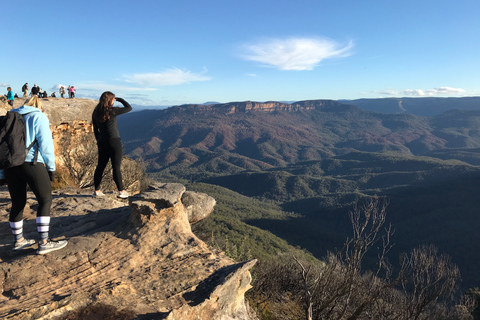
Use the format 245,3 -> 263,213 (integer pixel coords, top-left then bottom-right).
118,98 -> 480,181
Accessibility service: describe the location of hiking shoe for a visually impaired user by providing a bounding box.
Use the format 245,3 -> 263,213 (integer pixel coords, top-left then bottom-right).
37,239 -> 68,255
117,190 -> 129,199
13,238 -> 36,251
93,190 -> 105,197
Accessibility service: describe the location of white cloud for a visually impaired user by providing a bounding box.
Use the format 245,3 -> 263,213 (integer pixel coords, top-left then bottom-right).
0,83 -> 9,87
239,37 -> 354,71
402,89 -> 426,96
47,82 -> 158,100
379,87 -> 466,97
378,89 -> 399,96
401,87 -> 466,97
71,81 -> 157,93
429,87 -> 466,94
123,68 -> 211,86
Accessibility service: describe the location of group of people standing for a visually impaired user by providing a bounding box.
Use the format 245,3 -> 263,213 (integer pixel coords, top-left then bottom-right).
4,84 -> 78,108
18,83 -> 76,101
0,90 -> 132,255
59,85 -> 76,98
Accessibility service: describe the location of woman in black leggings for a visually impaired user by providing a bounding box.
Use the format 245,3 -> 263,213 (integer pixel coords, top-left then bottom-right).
1,95 -> 68,254
92,91 -> 132,198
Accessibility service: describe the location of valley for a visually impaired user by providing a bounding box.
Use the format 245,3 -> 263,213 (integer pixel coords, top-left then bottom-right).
118,98 -> 480,291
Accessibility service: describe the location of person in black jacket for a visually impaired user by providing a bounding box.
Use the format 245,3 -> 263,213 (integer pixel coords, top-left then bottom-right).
92,91 -> 132,198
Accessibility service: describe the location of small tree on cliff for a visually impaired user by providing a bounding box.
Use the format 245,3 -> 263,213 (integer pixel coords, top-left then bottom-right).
58,131 -> 146,192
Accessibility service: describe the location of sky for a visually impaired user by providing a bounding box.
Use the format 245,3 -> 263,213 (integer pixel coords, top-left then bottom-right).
2,0 -> 479,107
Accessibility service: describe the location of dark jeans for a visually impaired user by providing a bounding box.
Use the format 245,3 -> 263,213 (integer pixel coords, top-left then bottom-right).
94,138 -> 125,191
5,163 -> 52,222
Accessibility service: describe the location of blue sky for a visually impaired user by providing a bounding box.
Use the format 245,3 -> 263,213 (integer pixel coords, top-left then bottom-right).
2,0 -> 479,106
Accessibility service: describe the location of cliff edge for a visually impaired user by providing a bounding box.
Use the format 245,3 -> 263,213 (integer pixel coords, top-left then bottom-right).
0,182 -> 257,320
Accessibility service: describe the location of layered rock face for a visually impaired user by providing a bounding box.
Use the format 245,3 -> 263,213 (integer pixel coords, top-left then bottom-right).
0,182 -> 256,319
169,99 -> 348,114
0,97 -> 97,175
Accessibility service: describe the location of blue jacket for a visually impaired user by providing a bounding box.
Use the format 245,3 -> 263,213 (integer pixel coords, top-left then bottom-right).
7,91 -> 14,101
0,106 -> 56,179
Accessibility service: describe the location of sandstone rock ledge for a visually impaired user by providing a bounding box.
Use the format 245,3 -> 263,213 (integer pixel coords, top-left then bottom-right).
0,182 -> 257,320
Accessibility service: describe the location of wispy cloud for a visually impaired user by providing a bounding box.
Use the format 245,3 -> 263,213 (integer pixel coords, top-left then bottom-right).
66,82 -> 157,92
239,37 -> 354,71
123,68 -> 211,86
0,83 -> 9,87
48,82 -> 158,100
379,87 -> 466,97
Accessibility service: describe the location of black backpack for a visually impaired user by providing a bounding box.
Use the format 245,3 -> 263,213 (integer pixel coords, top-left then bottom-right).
0,111 -> 38,169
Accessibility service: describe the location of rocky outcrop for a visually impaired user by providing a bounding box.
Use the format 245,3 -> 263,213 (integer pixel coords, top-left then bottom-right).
182,191 -> 217,224
0,182 -> 257,320
0,97 -> 97,176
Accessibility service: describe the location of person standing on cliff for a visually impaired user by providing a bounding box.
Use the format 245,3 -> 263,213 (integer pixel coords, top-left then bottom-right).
0,95 -> 68,254
22,83 -> 29,97
92,91 -> 132,199
59,86 -> 66,98
31,84 -> 39,96
6,87 -> 14,107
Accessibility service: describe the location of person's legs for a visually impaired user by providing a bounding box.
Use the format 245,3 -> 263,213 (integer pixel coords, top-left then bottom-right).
22,163 -> 52,242
94,142 -> 111,191
19,163 -> 68,254
5,166 -> 28,242
109,138 -> 125,191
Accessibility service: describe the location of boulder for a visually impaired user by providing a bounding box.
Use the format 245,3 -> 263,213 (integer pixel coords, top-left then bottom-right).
182,191 -> 217,224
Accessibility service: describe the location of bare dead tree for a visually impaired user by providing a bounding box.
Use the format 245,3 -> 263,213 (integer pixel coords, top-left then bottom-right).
293,256 -> 319,320
399,245 -> 461,320
248,195 -> 474,320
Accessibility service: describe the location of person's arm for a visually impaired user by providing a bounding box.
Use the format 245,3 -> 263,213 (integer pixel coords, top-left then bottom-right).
35,113 -> 56,172
92,115 -> 99,140
113,97 -> 132,115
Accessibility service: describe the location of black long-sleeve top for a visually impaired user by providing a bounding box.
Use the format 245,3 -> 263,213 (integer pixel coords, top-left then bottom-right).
92,98 -> 132,143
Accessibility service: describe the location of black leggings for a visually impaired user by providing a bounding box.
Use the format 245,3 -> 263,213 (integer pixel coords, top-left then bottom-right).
5,163 -> 52,222
94,138 -> 125,191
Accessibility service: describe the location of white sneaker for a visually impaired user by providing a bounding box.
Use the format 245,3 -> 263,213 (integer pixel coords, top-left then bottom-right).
117,190 -> 129,199
13,238 -> 36,251
37,239 -> 68,255
93,190 -> 105,197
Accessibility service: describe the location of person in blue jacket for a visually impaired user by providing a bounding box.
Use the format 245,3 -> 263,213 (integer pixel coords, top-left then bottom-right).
6,87 -> 14,106
0,95 -> 68,254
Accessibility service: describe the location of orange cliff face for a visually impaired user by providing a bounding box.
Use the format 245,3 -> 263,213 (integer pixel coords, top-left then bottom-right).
174,99 -> 340,114
39,98 -> 97,172
51,120 -> 94,169
0,97 -> 98,171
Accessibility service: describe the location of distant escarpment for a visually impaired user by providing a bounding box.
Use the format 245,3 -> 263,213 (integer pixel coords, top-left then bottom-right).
0,182 -> 256,320
170,99 -> 357,114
